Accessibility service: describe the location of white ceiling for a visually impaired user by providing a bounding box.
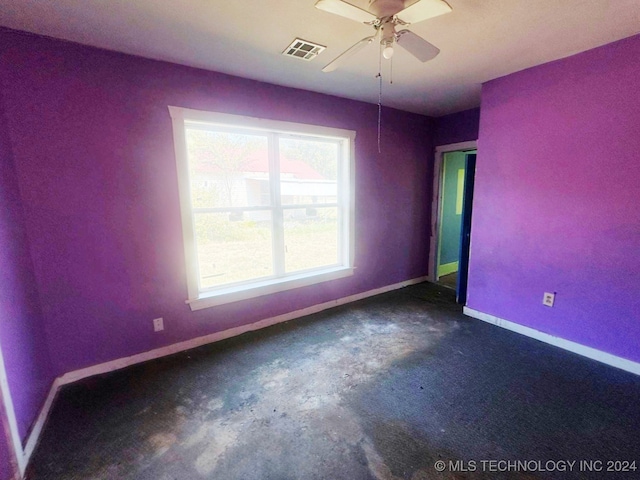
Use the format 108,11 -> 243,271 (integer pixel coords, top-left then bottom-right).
1,0 -> 639,117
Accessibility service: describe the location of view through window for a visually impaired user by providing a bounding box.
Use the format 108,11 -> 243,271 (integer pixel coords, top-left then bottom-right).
170,108 -> 354,308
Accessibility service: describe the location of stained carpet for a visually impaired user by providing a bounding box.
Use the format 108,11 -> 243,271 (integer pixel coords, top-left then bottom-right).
27,283 -> 640,479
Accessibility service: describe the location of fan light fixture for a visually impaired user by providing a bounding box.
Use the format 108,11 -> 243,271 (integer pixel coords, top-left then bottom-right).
382,44 -> 394,59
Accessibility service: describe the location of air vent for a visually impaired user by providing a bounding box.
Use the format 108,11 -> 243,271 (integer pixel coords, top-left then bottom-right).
282,38 -> 326,61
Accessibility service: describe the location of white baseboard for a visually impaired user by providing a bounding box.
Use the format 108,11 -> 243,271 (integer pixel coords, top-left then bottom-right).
463,307 -> 640,376
59,276 -> 427,385
20,276 -> 428,473
437,261 -> 458,278
0,341 -> 25,477
21,378 -> 60,470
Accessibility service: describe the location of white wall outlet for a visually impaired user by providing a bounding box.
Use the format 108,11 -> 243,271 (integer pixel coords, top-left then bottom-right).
153,317 -> 164,332
543,292 -> 555,307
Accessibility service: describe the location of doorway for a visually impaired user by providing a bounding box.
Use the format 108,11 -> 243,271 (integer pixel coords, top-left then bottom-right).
429,141 -> 477,304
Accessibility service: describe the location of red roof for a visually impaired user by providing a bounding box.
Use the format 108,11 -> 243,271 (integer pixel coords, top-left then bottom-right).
245,152 -> 324,179
195,150 -> 325,179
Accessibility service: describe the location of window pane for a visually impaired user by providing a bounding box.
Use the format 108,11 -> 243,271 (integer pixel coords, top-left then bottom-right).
283,207 -> 339,273
185,128 -> 270,208
279,137 -> 338,205
194,212 -> 273,289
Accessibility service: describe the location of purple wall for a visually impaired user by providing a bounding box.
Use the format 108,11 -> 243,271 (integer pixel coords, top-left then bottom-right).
468,34 -> 640,363
0,29 -> 434,377
0,88 -> 54,442
434,108 -> 480,146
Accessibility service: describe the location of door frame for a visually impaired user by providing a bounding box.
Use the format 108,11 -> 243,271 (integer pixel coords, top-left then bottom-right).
428,140 -> 477,283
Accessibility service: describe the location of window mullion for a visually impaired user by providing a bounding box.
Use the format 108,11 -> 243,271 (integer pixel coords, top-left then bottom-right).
269,133 -> 285,276
336,140 -> 344,266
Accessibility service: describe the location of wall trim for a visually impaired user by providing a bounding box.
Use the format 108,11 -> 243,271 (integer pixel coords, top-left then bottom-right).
20,275 -> 428,473
0,341 -> 26,476
435,141 -> 479,154
463,307 -> 640,376
59,276 -> 427,385
21,378 -> 60,470
437,261 -> 458,277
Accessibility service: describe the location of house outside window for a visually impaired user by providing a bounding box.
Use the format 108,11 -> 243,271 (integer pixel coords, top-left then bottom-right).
169,107 -> 355,310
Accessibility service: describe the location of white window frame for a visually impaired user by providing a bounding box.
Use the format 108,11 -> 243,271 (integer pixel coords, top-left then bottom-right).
169,106 -> 356,311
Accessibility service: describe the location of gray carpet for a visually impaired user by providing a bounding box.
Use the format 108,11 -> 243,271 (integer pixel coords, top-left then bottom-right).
27,283 -> 640,479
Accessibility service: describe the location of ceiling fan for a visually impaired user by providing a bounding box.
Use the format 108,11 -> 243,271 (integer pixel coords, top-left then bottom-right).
315,0 -> 452,72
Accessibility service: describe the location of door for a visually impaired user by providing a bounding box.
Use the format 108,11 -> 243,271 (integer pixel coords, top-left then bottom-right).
456,153 -> 476,304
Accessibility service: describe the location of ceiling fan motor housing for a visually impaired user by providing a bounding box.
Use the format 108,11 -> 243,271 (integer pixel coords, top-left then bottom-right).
368,0 -> 407,18
380,21 -> 397,46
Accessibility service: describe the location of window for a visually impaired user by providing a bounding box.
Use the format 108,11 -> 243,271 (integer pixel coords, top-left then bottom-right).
169,107 -> 355,310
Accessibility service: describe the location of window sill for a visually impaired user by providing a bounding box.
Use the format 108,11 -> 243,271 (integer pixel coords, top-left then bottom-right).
187,266 -> 355,311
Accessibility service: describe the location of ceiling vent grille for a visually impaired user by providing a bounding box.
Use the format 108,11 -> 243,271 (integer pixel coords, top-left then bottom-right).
282,38 -> 326,61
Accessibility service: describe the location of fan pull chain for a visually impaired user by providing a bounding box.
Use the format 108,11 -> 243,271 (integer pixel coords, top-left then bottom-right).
377,41 -> 383,154
390,55 -> 393,85
378,75 -> 382,154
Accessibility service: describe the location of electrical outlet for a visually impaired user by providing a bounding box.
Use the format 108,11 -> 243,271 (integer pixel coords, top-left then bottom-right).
153,317 -> 164,332
543,292 -> 555,307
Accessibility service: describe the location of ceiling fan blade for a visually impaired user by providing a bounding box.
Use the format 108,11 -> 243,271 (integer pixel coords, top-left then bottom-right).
322,35 -> 376,72
315,0 -> 376,24
396,30 -> 440,62
397,0 -> 452,25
